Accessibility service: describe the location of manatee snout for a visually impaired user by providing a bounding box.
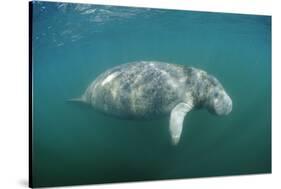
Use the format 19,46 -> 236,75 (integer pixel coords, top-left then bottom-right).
214,93 -> 232,116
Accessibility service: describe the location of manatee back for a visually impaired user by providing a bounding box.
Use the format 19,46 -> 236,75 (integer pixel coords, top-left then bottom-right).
86,61 -> 187,119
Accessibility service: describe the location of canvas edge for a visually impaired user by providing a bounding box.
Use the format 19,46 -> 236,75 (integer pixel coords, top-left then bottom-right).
29,1 -> 33,188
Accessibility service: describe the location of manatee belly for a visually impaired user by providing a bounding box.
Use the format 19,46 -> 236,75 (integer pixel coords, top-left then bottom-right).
86,62 -> 187,119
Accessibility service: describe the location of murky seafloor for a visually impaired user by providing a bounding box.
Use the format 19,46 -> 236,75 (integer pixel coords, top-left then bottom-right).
32,1 -> 271,187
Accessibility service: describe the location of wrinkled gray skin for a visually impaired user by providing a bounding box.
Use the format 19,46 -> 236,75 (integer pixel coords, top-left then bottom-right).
72,61 -> 232,144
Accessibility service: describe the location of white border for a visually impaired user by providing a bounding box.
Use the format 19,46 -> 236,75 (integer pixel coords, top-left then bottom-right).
0,0 -> 279,189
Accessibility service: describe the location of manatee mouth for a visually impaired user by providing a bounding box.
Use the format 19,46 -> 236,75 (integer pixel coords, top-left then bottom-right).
224,98 -> 232,115
214,94 -> 232,115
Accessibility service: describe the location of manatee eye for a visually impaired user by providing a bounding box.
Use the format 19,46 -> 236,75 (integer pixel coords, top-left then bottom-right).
214,92 -> 219,98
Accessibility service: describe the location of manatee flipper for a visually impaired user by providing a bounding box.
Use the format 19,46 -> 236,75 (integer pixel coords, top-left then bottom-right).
169,102 -> 193,145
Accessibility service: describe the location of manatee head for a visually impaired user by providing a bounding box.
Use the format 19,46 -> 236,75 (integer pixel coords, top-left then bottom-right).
205,76 -> 232,116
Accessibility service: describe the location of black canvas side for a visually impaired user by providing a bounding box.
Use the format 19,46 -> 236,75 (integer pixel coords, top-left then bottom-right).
28,1 -> 33,188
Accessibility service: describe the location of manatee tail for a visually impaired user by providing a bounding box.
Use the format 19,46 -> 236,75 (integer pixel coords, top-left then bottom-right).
67,96 -> 86,103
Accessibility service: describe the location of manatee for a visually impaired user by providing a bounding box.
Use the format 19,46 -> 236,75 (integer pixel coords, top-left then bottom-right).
70,61 -> 232,145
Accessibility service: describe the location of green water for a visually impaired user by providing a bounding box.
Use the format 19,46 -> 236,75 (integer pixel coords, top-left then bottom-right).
31,1 -> 271,187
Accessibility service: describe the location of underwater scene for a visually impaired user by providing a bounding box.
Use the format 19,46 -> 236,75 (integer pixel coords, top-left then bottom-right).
31,1 -> 271,187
